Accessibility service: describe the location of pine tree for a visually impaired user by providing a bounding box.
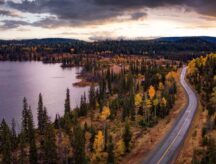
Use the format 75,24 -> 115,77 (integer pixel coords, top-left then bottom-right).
22,97 -> 29,141
1,119 -> 12,164
73,124 -> 86,164
79,93 -> 88,116
89,85 -> 96,110
19,133 -> 26,164
37,93 -> 44,134
11,118 -> 17,150
64,88 -> 71,115
107,135 -> 115,164
129,90 -> 135,121
122,121 -> 132,152
54,114 -> 60,129
28,107 -> 38,164
42,122 -> 58,164
89,126 -> 96,152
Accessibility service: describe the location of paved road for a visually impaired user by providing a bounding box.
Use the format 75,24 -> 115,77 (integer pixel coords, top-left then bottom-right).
144,67 -> 198,164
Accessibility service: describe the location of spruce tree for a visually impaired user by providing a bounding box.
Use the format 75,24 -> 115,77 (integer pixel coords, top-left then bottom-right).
122,120 -> 132,152
107,136 -> 115,164
37,93 -> 44,134
19,133 -> 26,164
64,88 -> 71,115
89,126 -> 96,152
129,90 -> 135,121
42,122 -> 57,163
22,97 -> 29,142
89,85 -> 96,110
11,118 -> 17,150
28,107 -> 38,164
72,124 -> 86,164
1,119 -> 12,164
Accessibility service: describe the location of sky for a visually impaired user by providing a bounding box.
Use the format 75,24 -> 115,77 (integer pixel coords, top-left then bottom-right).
0,0 -> 216,41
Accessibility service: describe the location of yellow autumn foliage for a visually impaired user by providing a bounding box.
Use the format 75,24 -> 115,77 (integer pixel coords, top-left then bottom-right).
160,97 -> 167,107
153,98 -> 159,107
158,82 -> 164,91
135,93 -> 142,107
148,85 -> 156,100
116,139 -> 125,155
93,130 -> 104,154
145,99 -> 152,109
101,106 -> 111,120
188,59 -> 197,76
166,71 -> 177,81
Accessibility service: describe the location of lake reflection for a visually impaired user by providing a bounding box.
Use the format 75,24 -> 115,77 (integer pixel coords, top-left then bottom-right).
0,62 -> 90,128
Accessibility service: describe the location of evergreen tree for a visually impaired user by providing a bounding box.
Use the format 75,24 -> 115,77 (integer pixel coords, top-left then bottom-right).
54,114 -> 60,129
28,107 -> 38,164
42,122 -> 58,164
89,126 -> 96,152
19,133 -> 26,164
72,124 -> 86,164
22,97 -> 29,141
129,90 -> 135,121
79,93 -> 88,116
107,135 -> 115,164
37,93 -> 44,134
122,120 -> 132,152
89,85 -> 96,110
11,118 -> 17,150
64,88 -> 71,115
1,119 -> 12,164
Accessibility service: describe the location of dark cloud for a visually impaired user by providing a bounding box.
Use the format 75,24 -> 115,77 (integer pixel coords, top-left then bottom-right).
131,12 -> 147,20
0,20 -> 30,30
190,0 -> 216,18
0,9 -> 19,17
93,0 -> 216,18
0,0 -> 5,5
3,0 -> 216,29
7,0 -> 126,22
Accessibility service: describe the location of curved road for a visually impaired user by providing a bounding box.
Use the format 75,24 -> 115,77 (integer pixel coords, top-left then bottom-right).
144,66 -> 198,164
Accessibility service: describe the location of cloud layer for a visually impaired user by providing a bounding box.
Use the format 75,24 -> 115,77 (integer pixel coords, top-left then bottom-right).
0,0 -> 215,39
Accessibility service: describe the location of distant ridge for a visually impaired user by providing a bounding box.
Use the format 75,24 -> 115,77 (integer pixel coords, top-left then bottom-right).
0,38 -> 85,45
155,36 -> 216,43
1,36 -> 216,43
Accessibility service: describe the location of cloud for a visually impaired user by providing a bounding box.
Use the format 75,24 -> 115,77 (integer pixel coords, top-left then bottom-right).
131,12 -> 147,20
93,0 -> 216,18
3,0 -> 216,29
0,20 -> 30,30
0,0 -> 5,5
0,9 -> 20,17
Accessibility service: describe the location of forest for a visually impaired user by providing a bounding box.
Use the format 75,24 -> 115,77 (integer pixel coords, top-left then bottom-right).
187,54 -> 216,163
1,37 -> 216,62
0,56 -> 180,163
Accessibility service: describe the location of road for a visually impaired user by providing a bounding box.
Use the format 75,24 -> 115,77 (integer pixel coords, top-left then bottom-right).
144,66 -> 198,164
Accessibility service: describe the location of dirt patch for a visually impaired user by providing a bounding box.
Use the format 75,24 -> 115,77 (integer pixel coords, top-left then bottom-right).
73,79 -> 91,87
122,69 -> 187,164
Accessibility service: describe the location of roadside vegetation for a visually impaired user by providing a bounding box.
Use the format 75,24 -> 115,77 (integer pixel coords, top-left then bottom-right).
185,54 -> 216,163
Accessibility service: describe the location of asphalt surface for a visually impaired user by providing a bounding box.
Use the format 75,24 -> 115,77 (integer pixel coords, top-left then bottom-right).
144,66 -> 198,164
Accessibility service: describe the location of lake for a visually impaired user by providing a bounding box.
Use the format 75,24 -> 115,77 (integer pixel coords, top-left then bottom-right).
0,62 -> 90,128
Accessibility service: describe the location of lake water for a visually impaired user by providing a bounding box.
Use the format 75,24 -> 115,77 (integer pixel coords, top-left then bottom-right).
0,62 -> 90,128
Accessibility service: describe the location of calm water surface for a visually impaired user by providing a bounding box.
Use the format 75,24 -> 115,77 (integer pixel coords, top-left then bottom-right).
0,62 -> 90,128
